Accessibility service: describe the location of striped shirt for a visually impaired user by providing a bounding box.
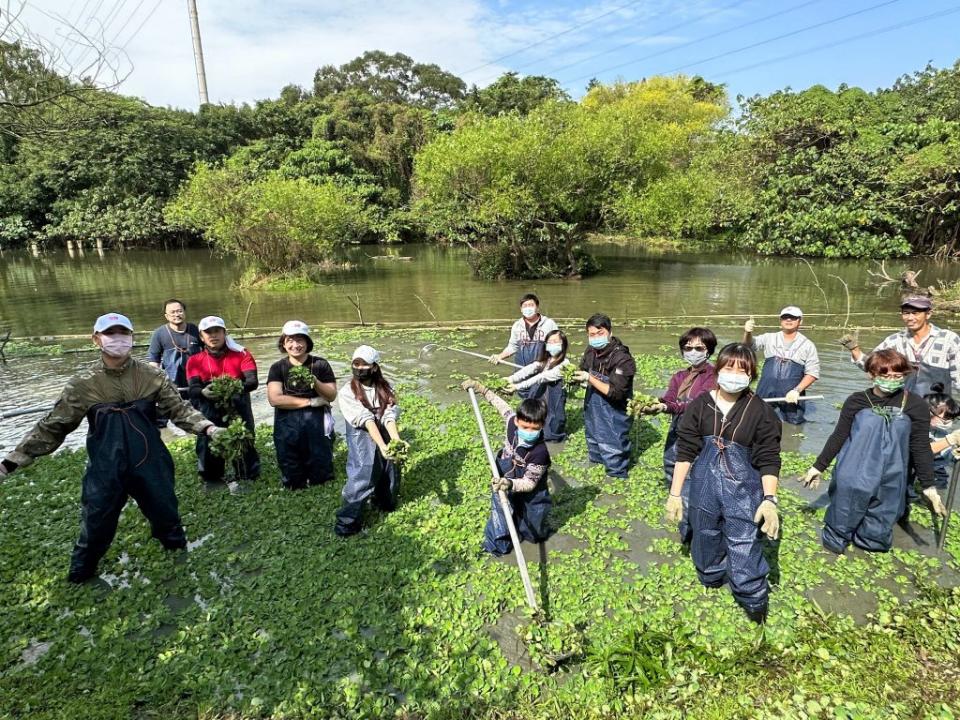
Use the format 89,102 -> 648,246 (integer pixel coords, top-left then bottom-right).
854,324 -> 960,388
752,331 -> 820,378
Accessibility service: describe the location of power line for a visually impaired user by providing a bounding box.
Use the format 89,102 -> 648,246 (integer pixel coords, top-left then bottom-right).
67,0 -> 97,31
542,0 -> 753,80
119,0 -> 162,51
64,0 -> 108,65
473,0 -> 747,85
106,0 -> 149,48
564,0 -> 905,85
459,0 -> 649,76
73,0 -> 129,69
99,0 -> 130,38
710,4 -> 960,81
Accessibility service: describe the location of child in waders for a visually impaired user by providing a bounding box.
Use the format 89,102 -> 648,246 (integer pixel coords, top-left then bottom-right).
505,328 -> 570,442
266,321 -> 338,489
802,349 -> 942,552
665,343 -> 782,623
334,346 -> 403,537
461,379 -> 552,556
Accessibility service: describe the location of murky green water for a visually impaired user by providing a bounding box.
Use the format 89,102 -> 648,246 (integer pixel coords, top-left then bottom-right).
2,242 -> 959,465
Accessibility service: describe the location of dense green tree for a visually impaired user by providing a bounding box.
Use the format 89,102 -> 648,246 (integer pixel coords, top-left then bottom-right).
462,72 -> 569,116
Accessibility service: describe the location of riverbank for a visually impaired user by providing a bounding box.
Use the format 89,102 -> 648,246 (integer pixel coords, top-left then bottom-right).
1,359 -> 959,719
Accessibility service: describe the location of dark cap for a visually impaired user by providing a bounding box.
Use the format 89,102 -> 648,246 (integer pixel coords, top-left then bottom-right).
900,295 -> 932,311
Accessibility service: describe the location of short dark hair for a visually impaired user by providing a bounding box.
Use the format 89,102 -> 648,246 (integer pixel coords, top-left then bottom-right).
516,398 -> 547,426
864,349 -> 912,377
925,383 -> 960,420
679,327 -> 717,355
520,293 -> 540,306
715,343 -> 758,380
164,298 -> 185,312
585,313 -> 612,332
277,333 -> 314,354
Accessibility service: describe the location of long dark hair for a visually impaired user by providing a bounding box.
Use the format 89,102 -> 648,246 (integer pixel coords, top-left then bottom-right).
537,329 -> 568,369
350,359 -> 396,419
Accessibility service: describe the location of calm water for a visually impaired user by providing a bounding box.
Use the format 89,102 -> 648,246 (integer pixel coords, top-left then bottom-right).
2,242 -> 959,471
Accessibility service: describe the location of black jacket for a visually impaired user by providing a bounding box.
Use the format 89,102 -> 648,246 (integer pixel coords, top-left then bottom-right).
579,336 -> 636,410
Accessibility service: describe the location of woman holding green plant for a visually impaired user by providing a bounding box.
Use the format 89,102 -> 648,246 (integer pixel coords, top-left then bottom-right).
186,316 -> 261,485
334,345 -> 406,537
802,348 -> 939,554
266,321 -> 337,489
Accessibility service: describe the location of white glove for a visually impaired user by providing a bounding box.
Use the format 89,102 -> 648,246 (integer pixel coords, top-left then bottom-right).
205,424 -> 226,438
947,429 -> 960,447
923,487 -> 949,517
492,477 -> 512,493
488,354 -> 501,365
0,463 -> 9,479
308,397 -> 327,408
572,370 -> 590,383
785,389 -> 801,405
665,494 -> 683,524
802,467 -> 822,490
744,317 -> 756,333
201,387 -> 216,400
754,500 -> 780,540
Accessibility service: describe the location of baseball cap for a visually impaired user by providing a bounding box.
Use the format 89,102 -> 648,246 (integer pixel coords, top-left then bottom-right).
352,345 -> 381,364
900,295 -> 932,311
198,316 -> 227,332
93,312 -> 133,333
281,320 -> 311,338
779,306 -> 803,318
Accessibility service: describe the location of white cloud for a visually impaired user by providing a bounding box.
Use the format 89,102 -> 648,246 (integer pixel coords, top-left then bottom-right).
15,0 -> 722,109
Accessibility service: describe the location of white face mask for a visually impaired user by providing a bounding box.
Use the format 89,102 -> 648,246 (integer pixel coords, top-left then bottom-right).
99,334 -> 133,358
683,349 -> 708,366
717,371 -> 750,394
521,306 -> 537,319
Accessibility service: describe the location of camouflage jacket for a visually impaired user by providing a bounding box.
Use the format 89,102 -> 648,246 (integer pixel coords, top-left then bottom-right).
5,356 -> 213,468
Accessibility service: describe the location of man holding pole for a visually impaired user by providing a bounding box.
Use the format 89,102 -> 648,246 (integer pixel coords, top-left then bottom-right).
0,312 -> 224,583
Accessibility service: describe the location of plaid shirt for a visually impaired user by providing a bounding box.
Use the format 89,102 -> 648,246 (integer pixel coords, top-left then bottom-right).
854,324 -> 960,388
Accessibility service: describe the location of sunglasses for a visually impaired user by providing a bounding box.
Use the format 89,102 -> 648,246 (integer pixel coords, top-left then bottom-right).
780,315 -> 800,321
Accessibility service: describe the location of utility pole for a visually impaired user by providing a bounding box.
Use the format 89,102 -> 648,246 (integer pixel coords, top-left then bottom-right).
187,0 -> 209,104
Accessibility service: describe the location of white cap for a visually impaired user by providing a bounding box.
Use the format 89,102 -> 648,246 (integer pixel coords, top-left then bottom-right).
779,306 -> 803,318
198,315 -> 227,332
281,320 -> 311,338
93,312 -> 133,333
352,345 -> 381,364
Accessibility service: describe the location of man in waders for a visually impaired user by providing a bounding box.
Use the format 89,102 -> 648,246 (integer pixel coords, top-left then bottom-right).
147,298 -> 202,429
841,296 -> 960,397
489,293 -> 558,399
743,306 -> 820,424
0,313 -> 223,583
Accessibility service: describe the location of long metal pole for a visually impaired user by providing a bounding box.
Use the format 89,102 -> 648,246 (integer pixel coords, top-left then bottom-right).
937,459 -> 960,550
187,0 -> 209,104
467,388 -> 538,611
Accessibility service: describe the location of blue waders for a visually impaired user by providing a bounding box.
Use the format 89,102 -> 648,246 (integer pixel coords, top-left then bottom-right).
584,370 -> 632,478
483,454 -> 552,555
905,362 -> 951,399
70,400 -> 185,580
273,406 -> 334,489
823,406 -> 910,553
542,379 -> 567,442
688,437 -> 769,614
335,421 -> 400,536
756,357 -> 807,424
515,335 -> 546,401
194,393 -> 260,482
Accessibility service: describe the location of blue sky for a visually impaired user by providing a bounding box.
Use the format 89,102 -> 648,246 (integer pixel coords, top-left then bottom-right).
20,0 -> 960,109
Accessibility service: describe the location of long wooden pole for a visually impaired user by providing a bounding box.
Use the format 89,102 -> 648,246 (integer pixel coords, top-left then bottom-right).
467,388 -> 538,611
937,460 -> 960,550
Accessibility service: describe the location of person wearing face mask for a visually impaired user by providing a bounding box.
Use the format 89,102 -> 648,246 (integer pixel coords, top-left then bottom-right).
186,316 -> 260,485
640,328 -> 718,489
572,314 -> 637,478
461,379 -> 552,556
841,296 -> 960,398
743,306 -> 820,424
489,293 -> 559,399
0,313 -> 223,584
921,384 -> 960,498
266,321 -> 338,490
664,343 -> 782,623
801,349 -> 937,554
505,329 -> 570,441
335,346 -> 403,537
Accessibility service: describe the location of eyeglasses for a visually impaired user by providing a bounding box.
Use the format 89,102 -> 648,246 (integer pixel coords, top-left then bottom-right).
780,315 -> 800,321
682,345 -> 707,352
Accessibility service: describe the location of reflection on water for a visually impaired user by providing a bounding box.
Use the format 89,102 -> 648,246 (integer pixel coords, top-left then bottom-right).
2,243 -> 959,466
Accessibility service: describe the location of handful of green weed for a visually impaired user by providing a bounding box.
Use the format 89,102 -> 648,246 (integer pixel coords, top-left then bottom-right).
208,375 -> 243,412
521,618 -> 586,671
287,364 -> 315,391
386,439 -> 411,466
627,393 -> 660,418
210,417 -> 253,465
560,363 -> 581,385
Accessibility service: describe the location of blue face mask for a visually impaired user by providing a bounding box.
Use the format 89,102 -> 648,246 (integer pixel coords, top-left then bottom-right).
516,427 -> 541,445
545,343 -> 563,357
588,335 -> 610,350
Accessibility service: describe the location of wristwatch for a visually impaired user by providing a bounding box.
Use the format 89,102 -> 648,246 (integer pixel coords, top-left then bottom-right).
763,494 -> 779,505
